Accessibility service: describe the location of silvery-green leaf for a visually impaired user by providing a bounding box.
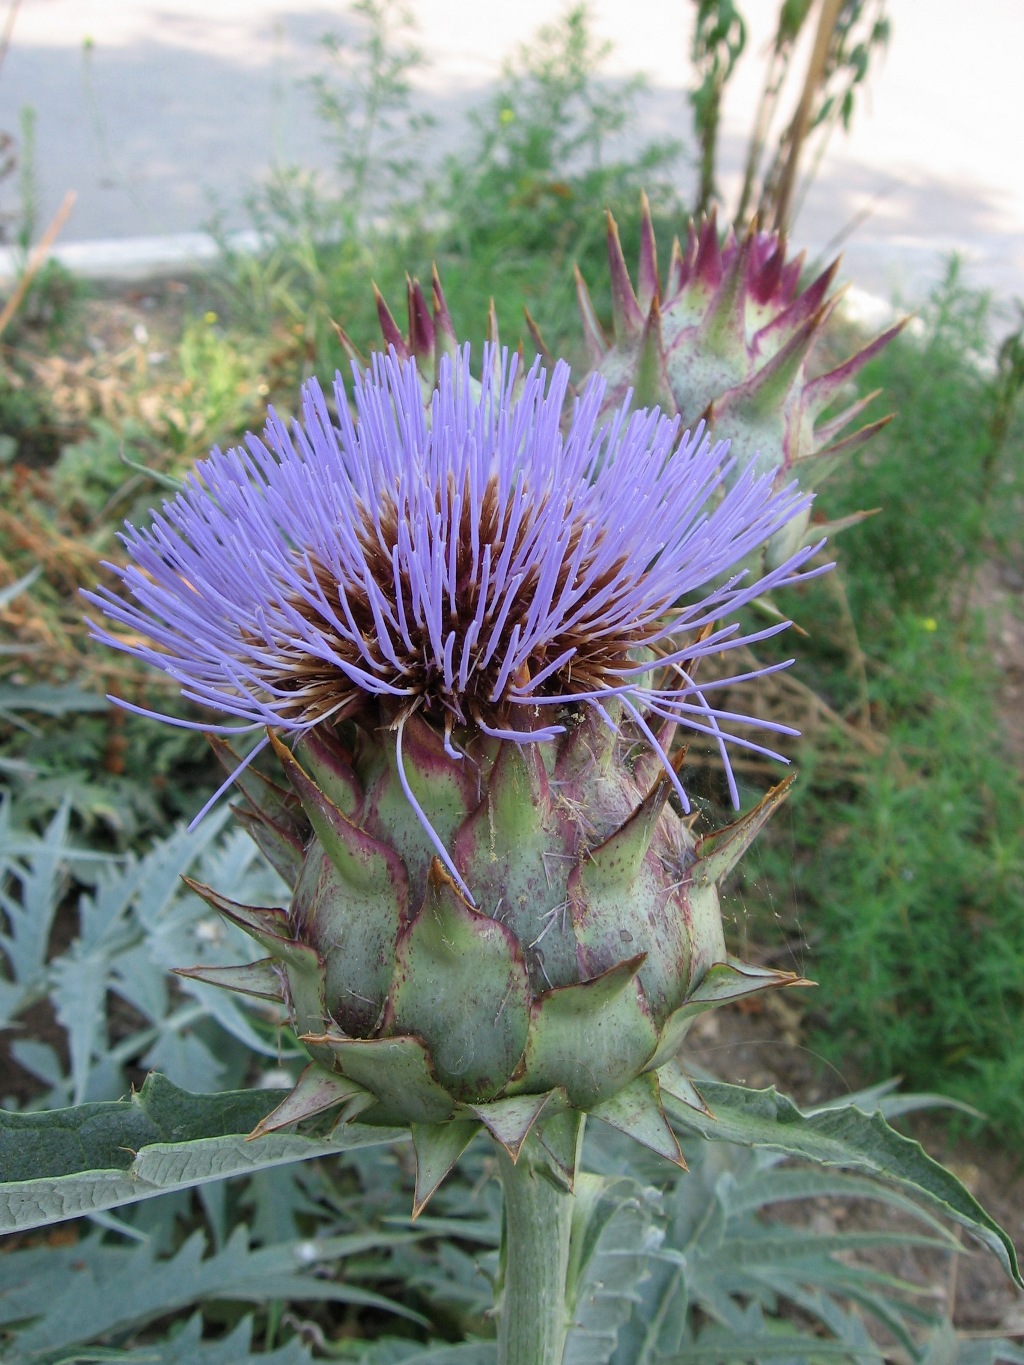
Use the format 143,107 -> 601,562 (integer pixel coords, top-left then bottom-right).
564,1172 -> 663,1365
665,1080 -> 1022,1288
0,1072 -> 403,1234
0,1224 -> 425,1362
77,1311 -> 316,1362
353,1344 -> 497,1364
0,798 -> 71,1004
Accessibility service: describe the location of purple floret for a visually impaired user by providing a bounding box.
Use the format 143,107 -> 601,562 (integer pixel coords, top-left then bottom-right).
86,345 -> 827,883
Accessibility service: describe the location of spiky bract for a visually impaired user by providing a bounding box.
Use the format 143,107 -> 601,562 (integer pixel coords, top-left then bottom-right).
182,717 -> 803,1209
574,200 -> 906,566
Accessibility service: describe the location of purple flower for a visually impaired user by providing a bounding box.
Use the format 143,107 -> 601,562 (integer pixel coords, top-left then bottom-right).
87,346 -> 825,880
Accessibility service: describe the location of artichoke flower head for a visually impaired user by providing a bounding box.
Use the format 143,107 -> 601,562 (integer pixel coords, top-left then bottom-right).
89,346 -> 823,1210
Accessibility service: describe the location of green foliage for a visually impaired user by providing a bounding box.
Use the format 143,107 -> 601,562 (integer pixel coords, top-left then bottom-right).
49,414 -> 206,534
0,363 -> 63,465
563,1175 -> 663,1364
690,0 -> 746,213
308,0 -> 434,234
425,7 -> 681,358
691,0 -> 891,226
344,1084 -> 1024,1364
0,797 -> 297,1107
770,0 -> 892,230
210,0 -> 432,370
818,0 -> 892,137
56,1315 -> 319,1363
2,103 -> 85,346
11,257 -> 84,343
0,1224 -> 424,1362
160,313 -> 268,457
440,7 -> 679,252
750,620 -> 1024,1137
612,1087 -> 1024,1362
665,1079 -> 1018,1283
14,105 -> 38,255
738,267 -> 1024,1142
236,0 -> 429,253
830,265 -> 1005,616
1,705 -> 213,841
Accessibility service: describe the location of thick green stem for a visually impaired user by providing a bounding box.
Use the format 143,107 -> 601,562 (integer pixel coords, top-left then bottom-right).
495,1141 -> 575,1365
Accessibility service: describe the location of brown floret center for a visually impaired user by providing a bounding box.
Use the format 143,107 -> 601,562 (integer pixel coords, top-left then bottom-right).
264,474 -> 643,730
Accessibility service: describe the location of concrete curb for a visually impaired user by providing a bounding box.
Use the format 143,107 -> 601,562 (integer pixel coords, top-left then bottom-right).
0,230 -> 900,337
0,230 -> 263,285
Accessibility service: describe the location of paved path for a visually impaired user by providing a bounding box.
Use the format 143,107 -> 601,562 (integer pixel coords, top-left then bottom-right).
1,0 -> 1020,307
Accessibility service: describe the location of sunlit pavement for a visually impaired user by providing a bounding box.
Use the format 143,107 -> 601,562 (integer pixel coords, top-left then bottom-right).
2,0 -> 1021,306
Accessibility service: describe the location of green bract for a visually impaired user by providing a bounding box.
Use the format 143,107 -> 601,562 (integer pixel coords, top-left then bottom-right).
183,718 -> 801,1212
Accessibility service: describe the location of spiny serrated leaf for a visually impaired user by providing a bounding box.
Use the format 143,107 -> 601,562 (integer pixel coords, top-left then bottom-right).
243,1161 -> 323,1248
0,797 -> 72,1001
51,945 -> 112,1104
699,1226 -> 956,1265
353,1343 -> 498,1364
0,1224 -> 426,1361
0,1073 -> 404,1234
678,1324 -> 880,1361
665,1080 -> 1022,1288
141,1023 -> 230,1096
741,1263 -> 921,1359
130,810 -> 234,931
726,1163 -> 962,1238
596,1117 -> 990,1365
80,1312 -> 317,1363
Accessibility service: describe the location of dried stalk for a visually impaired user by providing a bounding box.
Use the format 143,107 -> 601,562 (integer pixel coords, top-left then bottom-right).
0,189 -> 77,340
771,0 -> 843,234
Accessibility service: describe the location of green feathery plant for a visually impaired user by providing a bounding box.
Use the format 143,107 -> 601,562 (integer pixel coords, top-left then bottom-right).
732,268 -> 1024,1142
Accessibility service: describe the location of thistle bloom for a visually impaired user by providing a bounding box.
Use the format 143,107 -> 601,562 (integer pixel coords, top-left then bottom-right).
87,344 -> 823,1194
89,347 -> 821,880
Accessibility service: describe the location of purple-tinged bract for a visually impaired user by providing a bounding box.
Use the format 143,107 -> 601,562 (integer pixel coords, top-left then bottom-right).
88,347 -> 820,1199
570,199 -> 906,566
